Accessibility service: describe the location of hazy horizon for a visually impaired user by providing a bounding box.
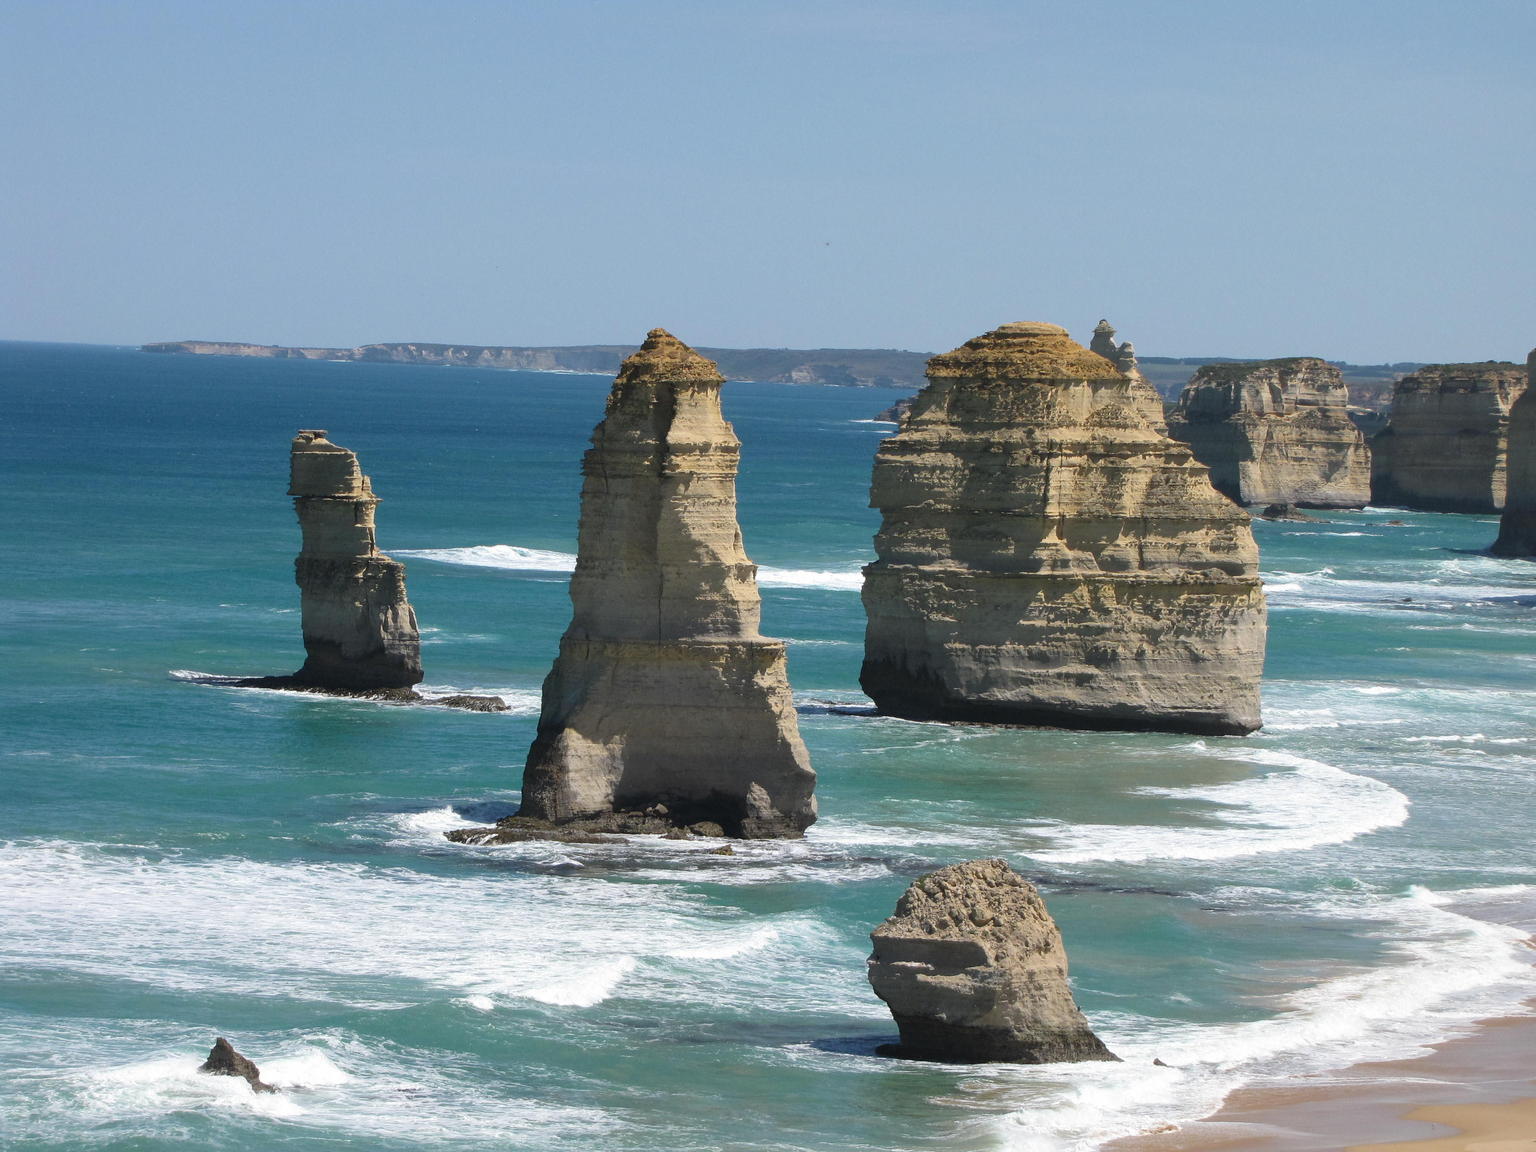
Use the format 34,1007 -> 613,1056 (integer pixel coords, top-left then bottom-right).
4,0 -> 1532,365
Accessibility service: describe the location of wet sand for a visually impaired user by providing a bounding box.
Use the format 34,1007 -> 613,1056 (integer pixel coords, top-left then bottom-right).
1106,1011 -> 1536,1150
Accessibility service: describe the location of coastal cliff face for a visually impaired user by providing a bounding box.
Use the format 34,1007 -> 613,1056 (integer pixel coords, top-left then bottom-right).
142,340 -> 926,388
1167,358 -> 1371,508
288,431 -> 422,690
1371,362 -> 1527,513
860,321 -> 1266,736
868,859 -> 1118,1064
516,330 -> 816,839
1492,351 -> 1536,556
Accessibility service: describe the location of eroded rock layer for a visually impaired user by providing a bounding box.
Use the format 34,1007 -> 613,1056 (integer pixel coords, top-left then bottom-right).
1371,362 -> 1527,513
1492,351 -> 1536,557
288,431 -> 423,690
1167,358 -> 1370,508
1090,319 -> 1166,431
868,859 -> 1118,1064
514,329 -> 816,839
861,322 -> 1266,736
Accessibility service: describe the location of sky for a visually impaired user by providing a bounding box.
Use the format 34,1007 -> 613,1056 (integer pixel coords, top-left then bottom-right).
3,0 -> 1533,363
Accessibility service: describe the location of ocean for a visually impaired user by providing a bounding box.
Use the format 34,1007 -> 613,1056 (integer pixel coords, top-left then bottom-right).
3,340 -> 1534,1151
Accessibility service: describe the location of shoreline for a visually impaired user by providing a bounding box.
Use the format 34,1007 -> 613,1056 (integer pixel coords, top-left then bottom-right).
1107,1006 -> 1536,1150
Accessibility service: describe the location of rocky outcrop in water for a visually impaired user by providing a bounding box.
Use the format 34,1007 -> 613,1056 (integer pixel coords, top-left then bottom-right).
285,430 -> 423,690
469,329 -> 816,842
1167,358 -> 1370,508
199,1037 -> 276,1092
860,321 -> 1266,736
868,859 -> 1118,1064
213,433 -> 503,710
1492,351 -> 1536,557
1371,362 -> 1527,513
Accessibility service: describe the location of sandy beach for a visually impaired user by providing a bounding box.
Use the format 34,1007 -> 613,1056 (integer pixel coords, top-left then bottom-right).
1108,1010 -> 1536,1150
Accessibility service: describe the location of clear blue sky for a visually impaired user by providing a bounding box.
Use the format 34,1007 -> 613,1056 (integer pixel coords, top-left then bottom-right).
3,0 -> 1532,363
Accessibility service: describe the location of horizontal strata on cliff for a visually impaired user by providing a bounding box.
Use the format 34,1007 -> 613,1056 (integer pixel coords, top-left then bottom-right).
861,321 -> 1266,736
1167,357 -> 1371,508
1371,362 -> 1527,513
458,329 -> 816,843
1492,351 -> 1536,557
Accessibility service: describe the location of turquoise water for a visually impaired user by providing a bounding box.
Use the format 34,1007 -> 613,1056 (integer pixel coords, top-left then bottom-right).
3,341 -> 1535,1151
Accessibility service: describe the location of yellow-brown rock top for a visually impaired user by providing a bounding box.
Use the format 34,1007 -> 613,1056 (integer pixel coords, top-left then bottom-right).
288,430 -> 422,689
1371,362 -> 1527,513
517,329 -> 817,838
861,321 -> 1266,736
1168,358 -> 1371,508
1492,351 -> 1536,557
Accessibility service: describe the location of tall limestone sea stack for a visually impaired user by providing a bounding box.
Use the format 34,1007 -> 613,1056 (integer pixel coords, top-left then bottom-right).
1371,362 -> 1527,513
1491,350 -> 1536,557
506,329 -> 816,839
861,322 -> 1266,736
1167,358 -> 1371,508
287,430 -> 423,690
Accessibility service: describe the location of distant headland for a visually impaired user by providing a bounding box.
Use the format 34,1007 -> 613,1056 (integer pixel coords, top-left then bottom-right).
139,338 -> 1423,403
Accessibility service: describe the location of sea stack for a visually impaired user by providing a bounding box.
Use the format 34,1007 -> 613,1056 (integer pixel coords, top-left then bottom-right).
514,329 -> 816,839
1371,362 -> 1527,513
868,859 -> 1118,1064
861,321 -> 1266,736
1167,358 -> 1371,508
1090,318 -> 1166,431
287,430 -> 423,690
1491,350 -> 1536,556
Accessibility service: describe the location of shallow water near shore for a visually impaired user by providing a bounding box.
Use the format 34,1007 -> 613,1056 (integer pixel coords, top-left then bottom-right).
3,341 -> 1535,1151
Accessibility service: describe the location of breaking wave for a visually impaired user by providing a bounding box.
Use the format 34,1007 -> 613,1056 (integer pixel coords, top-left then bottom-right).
1027,750 -> 1409,864
395,544 -> 864,591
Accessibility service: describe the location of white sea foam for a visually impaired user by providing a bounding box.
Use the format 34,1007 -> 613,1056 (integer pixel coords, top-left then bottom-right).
1261,556 -> 1531,616
1027,750 -> 1409,864
976,884 -> 1536,1150
0,839 -> 800,1011
395,543 -> 865,591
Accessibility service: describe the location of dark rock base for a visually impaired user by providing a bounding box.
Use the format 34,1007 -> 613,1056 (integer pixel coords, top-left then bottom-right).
879,1019 -> 1120,1065
860,663 -> 1258,737
178,673 -> 508,712
446,810 -> 754,846
1492,511 -> 1536,558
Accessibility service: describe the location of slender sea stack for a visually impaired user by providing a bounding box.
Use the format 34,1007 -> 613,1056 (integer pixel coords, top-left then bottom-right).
1167,358 -> 1371,508
861,321 -> 1266,736
1491,350 -> 1536,557
1090,318 -> 1166,431
868,859 -> 1118,1064
506,329 -> 816,839
287,430 -> 423,690
1371,362 -> 1527,513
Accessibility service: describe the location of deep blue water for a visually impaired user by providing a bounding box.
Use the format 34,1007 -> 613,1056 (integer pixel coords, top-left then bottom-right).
3,341 -> 1534,1151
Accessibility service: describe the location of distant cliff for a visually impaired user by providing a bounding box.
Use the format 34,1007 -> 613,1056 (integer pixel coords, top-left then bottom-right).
142,339 -> 927,388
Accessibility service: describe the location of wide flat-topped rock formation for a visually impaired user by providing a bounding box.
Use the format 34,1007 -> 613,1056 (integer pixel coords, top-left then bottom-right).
1492,351 -> 1536,557
868,859 -> 1118,1064
285,430 -> 424,690
1371,362 -> 1527,513
861,321 -> 1266,736
1167,358 -> 1370,508
481,329 -> 815,841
